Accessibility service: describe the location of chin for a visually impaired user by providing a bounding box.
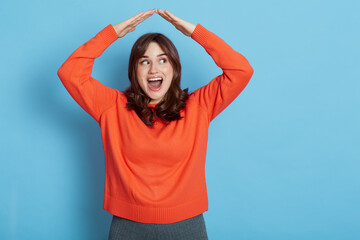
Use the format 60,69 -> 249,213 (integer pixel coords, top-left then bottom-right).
149,95 -> 163,104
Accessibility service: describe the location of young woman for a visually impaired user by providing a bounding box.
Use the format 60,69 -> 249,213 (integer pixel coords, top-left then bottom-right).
57,9 -> 254,240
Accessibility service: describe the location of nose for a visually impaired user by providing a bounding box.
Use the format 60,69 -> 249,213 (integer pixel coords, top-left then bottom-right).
149,62 -> 158,74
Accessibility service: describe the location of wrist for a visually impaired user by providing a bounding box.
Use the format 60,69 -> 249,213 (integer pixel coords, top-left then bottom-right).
188,23 -> 196,37
112,24 -> 121,38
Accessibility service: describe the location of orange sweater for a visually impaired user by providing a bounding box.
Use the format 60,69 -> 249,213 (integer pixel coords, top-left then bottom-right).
57,23 -> 253,224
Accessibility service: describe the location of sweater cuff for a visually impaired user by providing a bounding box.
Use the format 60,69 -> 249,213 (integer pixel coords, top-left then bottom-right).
191,24 -> 208,46
98,24 -> 119,46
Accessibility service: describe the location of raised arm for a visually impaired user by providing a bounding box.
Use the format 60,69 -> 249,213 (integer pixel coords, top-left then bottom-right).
57,10 -> 156,122
157,9 -> 254,122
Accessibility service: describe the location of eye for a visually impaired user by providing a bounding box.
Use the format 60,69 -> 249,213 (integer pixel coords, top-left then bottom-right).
159,58 -> 167,63
140,60 -> 149,65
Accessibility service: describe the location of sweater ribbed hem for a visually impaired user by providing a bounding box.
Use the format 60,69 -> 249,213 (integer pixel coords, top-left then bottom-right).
191,24 -> 209,47
103,194 -> 208,224
97,24 -> 119,46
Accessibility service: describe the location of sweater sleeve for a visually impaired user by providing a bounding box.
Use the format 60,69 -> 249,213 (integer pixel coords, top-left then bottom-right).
190,24 -> 254,122
57,24 -> 119,122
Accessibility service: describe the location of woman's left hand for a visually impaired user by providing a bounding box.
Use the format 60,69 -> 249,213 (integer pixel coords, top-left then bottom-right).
156,9 -> 196,37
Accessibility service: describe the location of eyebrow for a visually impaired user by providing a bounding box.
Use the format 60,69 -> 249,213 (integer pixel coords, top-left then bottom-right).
140,53 -> 167,58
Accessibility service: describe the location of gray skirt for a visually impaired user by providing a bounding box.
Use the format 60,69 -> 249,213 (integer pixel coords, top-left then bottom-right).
108,214 -> 208,240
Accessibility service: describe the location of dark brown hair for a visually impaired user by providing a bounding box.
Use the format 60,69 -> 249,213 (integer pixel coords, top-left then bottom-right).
123,32 -> 190,127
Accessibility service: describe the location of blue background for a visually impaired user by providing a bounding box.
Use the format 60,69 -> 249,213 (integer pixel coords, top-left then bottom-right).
1,0 -> 359,239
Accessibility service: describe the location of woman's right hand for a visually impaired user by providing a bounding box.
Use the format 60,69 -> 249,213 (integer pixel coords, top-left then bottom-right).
112,9 -> 156,38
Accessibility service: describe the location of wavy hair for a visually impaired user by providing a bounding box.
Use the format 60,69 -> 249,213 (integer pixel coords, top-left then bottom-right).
123,32 -> 190,127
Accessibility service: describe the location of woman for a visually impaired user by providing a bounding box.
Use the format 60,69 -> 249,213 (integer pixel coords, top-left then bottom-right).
57,9 -> 253,240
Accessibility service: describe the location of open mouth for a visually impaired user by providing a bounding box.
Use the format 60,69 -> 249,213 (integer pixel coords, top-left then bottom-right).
147,77 -> 163,91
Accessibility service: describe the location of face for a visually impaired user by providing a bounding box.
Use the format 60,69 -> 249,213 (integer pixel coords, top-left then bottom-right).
136,42 -> 174,104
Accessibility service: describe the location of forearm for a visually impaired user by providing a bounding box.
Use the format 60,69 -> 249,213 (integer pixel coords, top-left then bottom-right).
57,24 -> 118,84
191,24 -> 254,83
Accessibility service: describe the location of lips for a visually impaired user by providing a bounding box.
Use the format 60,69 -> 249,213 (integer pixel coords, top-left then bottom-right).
147,76 -> 163,91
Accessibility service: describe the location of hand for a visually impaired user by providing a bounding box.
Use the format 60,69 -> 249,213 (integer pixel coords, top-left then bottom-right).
156,9 -> 196,37
113,9 -> 156,38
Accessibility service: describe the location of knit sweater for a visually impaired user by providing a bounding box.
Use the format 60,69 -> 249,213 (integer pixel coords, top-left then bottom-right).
57,23 -> 253,224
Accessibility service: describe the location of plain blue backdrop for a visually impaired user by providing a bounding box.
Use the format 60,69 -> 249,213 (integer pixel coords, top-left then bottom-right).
1,0 -> 359,239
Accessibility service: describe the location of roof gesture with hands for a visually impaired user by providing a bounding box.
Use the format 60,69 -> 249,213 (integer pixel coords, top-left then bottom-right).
112,9 -> 196,38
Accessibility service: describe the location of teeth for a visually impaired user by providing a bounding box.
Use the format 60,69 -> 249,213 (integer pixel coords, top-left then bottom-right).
148,78 -> 162,81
